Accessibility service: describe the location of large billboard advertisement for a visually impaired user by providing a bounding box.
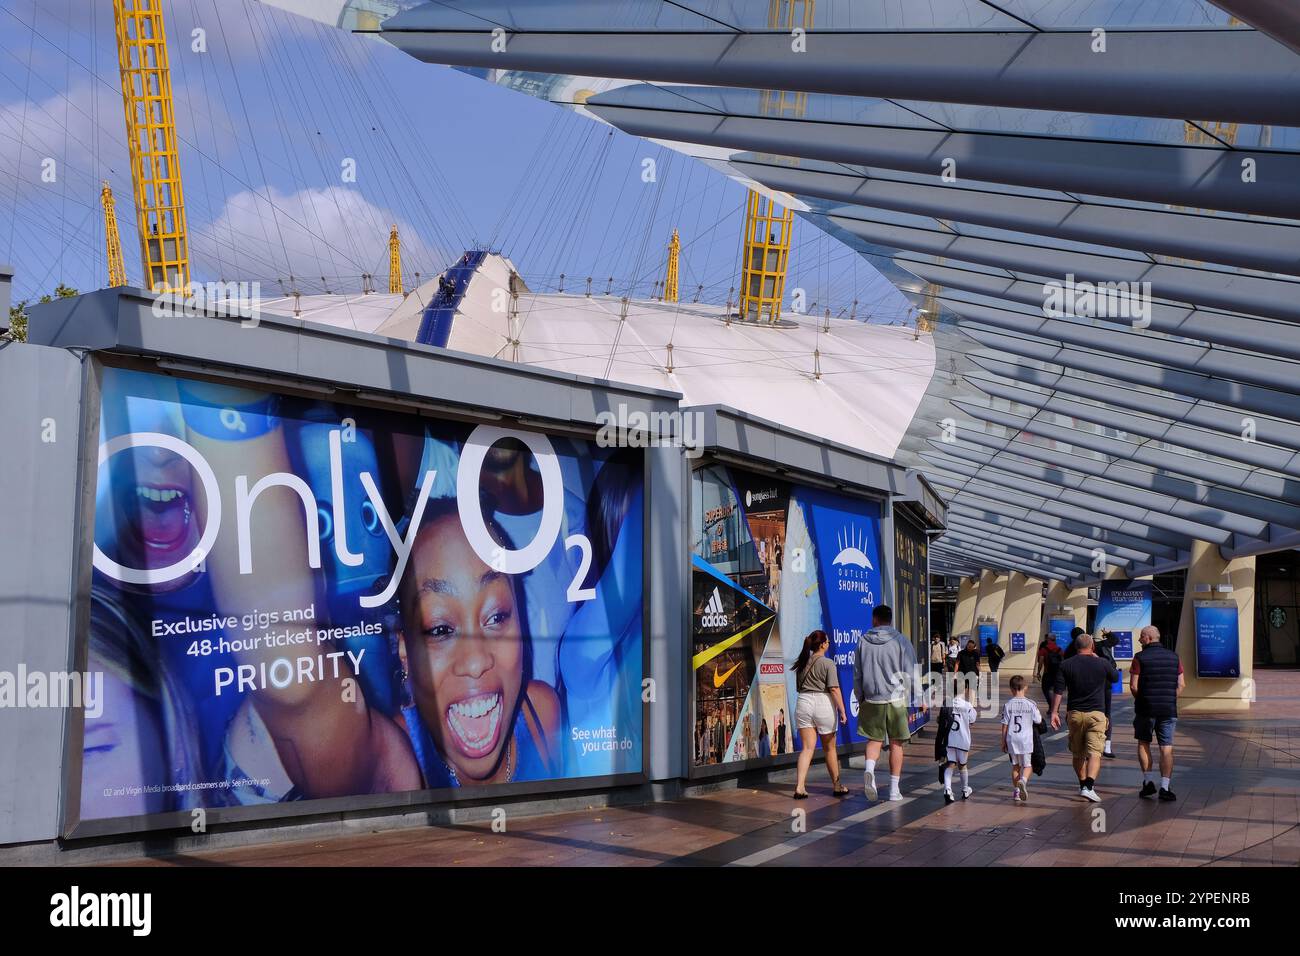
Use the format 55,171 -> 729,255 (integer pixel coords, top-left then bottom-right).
74,365 -> 644,830
689,462 -> 888,768
1194,601 -> 1241,678
1096,579 -> 1153,660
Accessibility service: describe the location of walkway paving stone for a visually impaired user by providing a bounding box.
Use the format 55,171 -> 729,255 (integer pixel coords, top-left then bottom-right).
107,670 -> 1300,868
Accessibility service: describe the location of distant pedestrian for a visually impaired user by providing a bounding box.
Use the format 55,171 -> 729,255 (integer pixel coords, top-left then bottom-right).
930,633 -> 947,676
946,637 -> 960,673
986,639 -> 1005,674
957,638 -> 981,704
1096,629 -> 1120,759
1001,675 -> 1042,803
855,605 -> 924,802
1130,625 -> 1183,802
1051,633 -> 1118,803
792,630 -> 848,799
1038,635 -> 1064,714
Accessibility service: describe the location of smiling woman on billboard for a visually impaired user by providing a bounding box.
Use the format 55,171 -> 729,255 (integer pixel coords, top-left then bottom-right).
75,365 -> 645,831
396,499 -> 561,787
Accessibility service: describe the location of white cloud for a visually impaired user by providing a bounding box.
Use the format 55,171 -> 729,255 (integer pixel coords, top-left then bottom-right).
195,183 -> 444,290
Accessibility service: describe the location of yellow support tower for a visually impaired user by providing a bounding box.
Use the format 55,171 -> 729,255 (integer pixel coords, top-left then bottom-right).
916,281 -> 940,336
112,0 -> 190,294
768,0 -> 814,31
1184,119 -> 1239,147
736,0 -> 812,324
663,229 -> 680,302
388,225 -> 403,295
1184,19 -> 1240,150
758,1 -> 813,122
738,191 -> 794,324
102,181 -> 127,288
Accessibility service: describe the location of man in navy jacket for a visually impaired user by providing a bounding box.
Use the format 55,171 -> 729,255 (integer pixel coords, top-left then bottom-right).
1129,625 -> 1185,802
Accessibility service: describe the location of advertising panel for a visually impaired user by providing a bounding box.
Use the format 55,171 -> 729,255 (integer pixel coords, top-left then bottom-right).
893,514 -> 929,661
1048,615 -> 1076,652
74,365 -> 645,830
1095,579 -> 1152,660
1194,600 -> 1241,678
690,462 -> 899,768
976,622 -> 999,655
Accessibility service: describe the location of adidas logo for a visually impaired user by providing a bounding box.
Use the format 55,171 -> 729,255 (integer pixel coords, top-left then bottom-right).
700,587 -> 728,629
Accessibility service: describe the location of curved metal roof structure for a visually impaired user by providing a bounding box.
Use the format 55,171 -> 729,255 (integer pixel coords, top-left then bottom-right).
262,0 -> 1300,586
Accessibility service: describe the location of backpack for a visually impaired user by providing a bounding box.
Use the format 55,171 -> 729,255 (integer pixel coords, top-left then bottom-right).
934,706 -> 953,760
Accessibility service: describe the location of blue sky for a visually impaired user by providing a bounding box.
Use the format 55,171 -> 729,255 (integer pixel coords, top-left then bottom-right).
1,0 -> 906,320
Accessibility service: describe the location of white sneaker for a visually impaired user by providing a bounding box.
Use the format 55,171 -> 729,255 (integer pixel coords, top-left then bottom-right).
962,786 -> 974,799
888,790 -> 904,802
863,769 -> 878,802
1080,786 -> 1102,803
1016,779 -> 1029,801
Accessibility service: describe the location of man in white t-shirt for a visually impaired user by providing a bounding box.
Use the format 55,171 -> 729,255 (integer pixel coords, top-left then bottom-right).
1001,674 -> 1043,802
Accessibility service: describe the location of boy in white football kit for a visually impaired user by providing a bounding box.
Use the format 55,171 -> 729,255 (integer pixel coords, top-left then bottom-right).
941,696 -> 977,804
1001,675 -> 1042,802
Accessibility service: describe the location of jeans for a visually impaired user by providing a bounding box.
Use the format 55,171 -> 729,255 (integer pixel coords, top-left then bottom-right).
1133,714 -> 1177,747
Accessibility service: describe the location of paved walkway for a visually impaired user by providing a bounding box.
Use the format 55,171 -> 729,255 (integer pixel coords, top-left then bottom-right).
113,671 -> 1300,867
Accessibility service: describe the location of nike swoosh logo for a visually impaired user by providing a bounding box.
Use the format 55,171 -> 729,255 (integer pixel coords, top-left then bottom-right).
714,662 -> 741,688
692,615 -> 773,671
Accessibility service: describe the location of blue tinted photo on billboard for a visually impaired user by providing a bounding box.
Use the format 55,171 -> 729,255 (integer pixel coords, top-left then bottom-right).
1194,603 -> 1241,679
1095,580 -> 1152,660
78,366 -> 643,826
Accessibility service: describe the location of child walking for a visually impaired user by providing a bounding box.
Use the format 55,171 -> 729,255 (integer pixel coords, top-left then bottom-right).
940,694 -> 977,804
1001,675 -> 1043,802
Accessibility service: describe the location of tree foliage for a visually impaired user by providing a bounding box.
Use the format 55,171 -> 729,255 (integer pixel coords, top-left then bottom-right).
4,284 -> 77,343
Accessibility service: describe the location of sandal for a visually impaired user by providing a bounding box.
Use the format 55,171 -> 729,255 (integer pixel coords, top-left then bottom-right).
831,783 -> 851,797
793,790 -> 809,800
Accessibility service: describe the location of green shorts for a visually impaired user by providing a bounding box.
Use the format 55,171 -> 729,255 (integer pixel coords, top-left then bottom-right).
859,700 -> 910,742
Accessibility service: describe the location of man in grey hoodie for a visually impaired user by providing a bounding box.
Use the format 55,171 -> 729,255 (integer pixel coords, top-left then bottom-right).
854,605 -> 924,802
